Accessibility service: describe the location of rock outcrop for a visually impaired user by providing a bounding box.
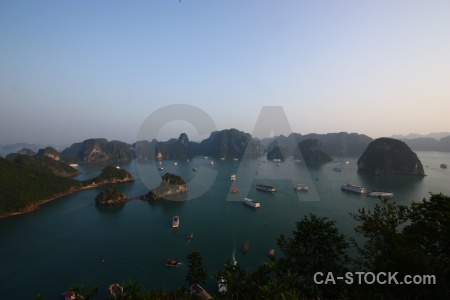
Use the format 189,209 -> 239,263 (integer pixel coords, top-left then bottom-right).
62,139 -> 132,163
143,173 -> 188,200
95,186 -> 129,206
357,138 -> 425,176
84,165 -> 135,186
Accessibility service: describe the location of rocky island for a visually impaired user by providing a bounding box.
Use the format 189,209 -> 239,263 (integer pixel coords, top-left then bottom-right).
293,139 -> 333,163
357,138 -> 425,176
95,186 -> 129,206
82,165 -> 135,186
142,173 -> 188,200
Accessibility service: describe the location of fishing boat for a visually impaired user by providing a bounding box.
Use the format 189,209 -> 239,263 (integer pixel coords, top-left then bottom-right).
294,183 -> 309,191
242,242 -> 249,253
172,216 -> 179,228
230,188 -> 239,193
256,184 -> 276,192
243,197 -> 260,208
165,259 -> 179,267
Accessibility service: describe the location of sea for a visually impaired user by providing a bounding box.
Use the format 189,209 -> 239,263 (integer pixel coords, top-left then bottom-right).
0,151 -> 449,299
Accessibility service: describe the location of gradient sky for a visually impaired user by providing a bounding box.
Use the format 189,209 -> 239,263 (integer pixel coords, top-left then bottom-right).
1,0 -> 449,145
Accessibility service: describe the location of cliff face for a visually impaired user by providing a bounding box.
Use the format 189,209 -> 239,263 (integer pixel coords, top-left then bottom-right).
293,139 -> 333,163
36,147 -> 62,161
357,138 -> 425,176
62,139 -> 132,163
143,173 -> 188,200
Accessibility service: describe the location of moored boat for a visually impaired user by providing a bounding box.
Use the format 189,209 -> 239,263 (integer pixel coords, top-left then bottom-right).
341,183 -> 366,194
294,183 -> 309,191
243,197 -> 260,208
256,184 -> 276,192
172,216 -> 179,228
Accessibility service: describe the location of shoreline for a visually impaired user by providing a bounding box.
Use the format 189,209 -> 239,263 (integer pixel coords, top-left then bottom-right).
0,181 -> 134,219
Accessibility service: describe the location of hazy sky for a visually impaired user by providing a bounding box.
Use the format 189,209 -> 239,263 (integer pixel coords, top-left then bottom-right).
1,0 -> 449,145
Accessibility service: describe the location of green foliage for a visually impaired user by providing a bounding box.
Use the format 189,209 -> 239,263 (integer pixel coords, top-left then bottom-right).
95,186 -> 127,205
161,173 -> 186,185
0,157 -> 81,215
186,250 -> 208,285
83,165 -> 134,186
14,154 -> 79,177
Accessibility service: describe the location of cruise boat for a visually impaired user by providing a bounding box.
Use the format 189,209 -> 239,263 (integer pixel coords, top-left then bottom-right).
341,183 -> 366,194
244,197 -> 260,208
172,216 -> 179,228
231,174 -> 236,181
294,183 -> 309,191
367,191 -> 394,199
218,277 -> 228,295
165,259 -> 179,267
108,283 -> 124,298
256,184 -> 276,192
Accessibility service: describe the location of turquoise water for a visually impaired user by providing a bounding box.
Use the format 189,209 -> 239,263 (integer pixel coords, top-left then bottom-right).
0,152 -> 449,299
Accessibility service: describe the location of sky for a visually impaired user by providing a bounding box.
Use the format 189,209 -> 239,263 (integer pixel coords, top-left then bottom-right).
1,0 -> 449,146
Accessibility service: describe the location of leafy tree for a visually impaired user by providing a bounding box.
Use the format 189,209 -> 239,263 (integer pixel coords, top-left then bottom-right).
186,250 -> 208,286
277,214 -> 350,299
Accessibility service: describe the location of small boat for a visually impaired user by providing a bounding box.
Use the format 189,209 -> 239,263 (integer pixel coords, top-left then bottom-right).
108,283 -> 124,298
231,174 -> 236,181
158,167 -> 164,171
294,183 -> 309,191
218,277 -> 228,295
233,158 -> 238,161
192,168 -> 198,171
187,233 -> 194,240
243,197 -> 260,208
174,162 -> 178,165
242,242 -> 249,253
209,161 -> 214,165
332,167 -> 342,172
268,249 -> 275,257
231,188 -> 239,193
441,164 -> 447,169
69,163 -> 78,167
220,157 -> 226,160
273,159 -> 281,162
116,166 -> 120,169
165,259 -> 179,267
276,163 -> 281,166
172,216 -> 179,228
256,184 -> 276,192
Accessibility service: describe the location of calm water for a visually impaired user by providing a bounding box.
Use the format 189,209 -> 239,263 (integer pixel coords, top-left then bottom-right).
1,152 -> 449,299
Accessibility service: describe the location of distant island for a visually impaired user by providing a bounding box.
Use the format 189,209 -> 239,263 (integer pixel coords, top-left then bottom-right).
142,173 -> 188,201
95,186 -> 130,206
357,138 -> 425,176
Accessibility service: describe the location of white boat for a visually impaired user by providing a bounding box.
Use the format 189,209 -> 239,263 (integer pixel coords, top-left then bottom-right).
174,162 -> 178,165
341,183 -> 366,194
231,174 -> 236,181
220,157 -> 226,160
367,191 -> 394,199
233,158 -> 238,161
208,161 -> 214,165
172,216 -> 179,228
69,163 -> 78,167
273,159 -> 281,162
218,277 -> 228,295
243,197 -> 260,208
158,167 -> 164,171
294,183 -> 309,191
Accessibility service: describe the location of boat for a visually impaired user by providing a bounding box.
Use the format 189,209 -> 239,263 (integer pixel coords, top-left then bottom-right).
231,174 -> 236,181
61,290 -> 84,300
256,184 -> 276,192
276,163 -> 281,166
268,249 -> 275,257
341,183 -> 366,194
367,191 -> 394,199
231,188 -> 239,193
209,161 -> 214,165
294,183 -> 309,191
332,167 -> 342,172
441,164 -> 447,169
174,162 -> 178,165
187,233 -> 194,240
108,283 -> 124,298
273,159 -> 281,162
172,216 -> 179,228
220,157 -> 226,160
243,197 -> 260,208
242,242 -> 249,253
233,158 -> 238,161
165,259 -> 179,267
158,167 -> 164,171
192,168 -> 198,171
116,166 -> 120,169
69,163 -> 78,167
218,277 -> 228,295
190,284 -> 213,300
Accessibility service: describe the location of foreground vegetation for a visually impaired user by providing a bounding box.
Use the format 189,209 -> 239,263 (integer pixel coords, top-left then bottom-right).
42,193 -> 449,299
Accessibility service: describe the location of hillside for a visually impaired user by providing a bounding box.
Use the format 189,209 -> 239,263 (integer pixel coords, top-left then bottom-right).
293,139 -> 333,163
62,139 -> 133,163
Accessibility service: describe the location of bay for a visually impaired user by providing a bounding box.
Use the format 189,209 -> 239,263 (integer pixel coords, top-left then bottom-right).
0,151 -> 449,299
